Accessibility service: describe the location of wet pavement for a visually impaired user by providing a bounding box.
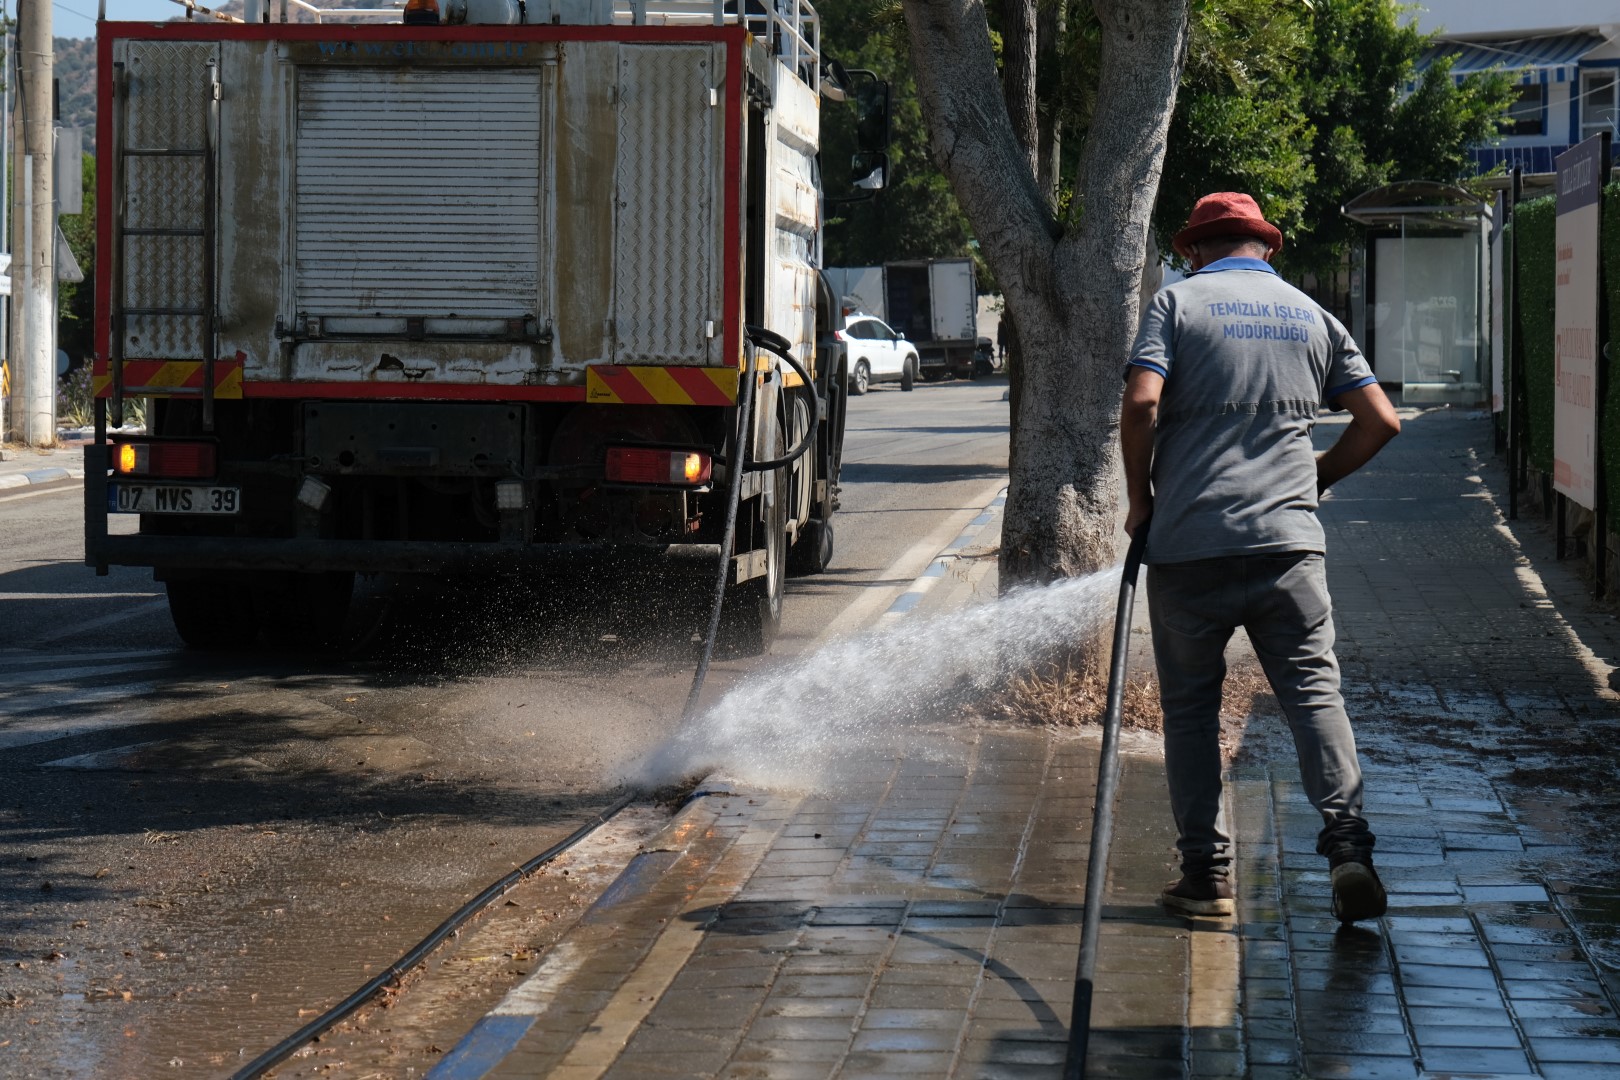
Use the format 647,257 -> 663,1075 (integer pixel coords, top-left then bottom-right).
415,407 -> 1620,1079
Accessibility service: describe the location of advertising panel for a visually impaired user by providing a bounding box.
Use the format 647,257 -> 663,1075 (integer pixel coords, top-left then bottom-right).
1552,134 -> 1609,509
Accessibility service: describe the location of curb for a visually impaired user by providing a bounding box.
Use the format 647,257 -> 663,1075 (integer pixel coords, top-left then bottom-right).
0,466 -> 83,489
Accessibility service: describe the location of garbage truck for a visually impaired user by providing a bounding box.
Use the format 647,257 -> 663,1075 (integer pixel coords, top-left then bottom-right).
84,0 -> 876,654
825,257 -> 978,379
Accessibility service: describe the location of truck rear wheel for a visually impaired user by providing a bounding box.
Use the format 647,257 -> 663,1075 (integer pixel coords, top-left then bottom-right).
166,578 -> 257,650
718,462 -> 786,656
258,572 -> 356,651
788,516 -> 835,576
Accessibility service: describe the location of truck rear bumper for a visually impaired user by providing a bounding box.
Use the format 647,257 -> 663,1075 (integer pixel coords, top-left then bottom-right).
85,535 -> 725,576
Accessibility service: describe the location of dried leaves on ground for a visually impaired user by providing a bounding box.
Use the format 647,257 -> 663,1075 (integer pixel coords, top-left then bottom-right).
973,654 -> 1278,762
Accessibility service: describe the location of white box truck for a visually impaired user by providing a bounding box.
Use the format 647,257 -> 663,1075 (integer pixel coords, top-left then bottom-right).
827,258 -> 980,380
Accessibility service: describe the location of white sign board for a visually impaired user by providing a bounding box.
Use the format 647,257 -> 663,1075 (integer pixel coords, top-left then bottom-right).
1490,193 -> 1504,414
1552,135 -> 1609,509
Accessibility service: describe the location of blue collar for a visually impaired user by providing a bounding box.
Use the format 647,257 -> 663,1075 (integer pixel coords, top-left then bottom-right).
1190,256 -> 1278,276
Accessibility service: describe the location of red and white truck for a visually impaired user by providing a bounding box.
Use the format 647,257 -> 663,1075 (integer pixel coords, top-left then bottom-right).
85,0 -> 864,653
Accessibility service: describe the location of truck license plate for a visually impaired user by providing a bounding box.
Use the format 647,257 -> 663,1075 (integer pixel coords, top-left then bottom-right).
110,484 -> 241,515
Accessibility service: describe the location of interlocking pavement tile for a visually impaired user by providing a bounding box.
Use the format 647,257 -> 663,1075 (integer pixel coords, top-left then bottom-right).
1299,1053 -> 1420,1078
1501,977 -> 1609,1002
1296,1008 -> 1407,1036
1245,1038 -> 1301,1065
1400,981 -> 1508,1010
716,1063 -> 831,1080
849,1027 -> 959,1054
1415,1045 -> 1534,1073
835,1050 -> 954,1078
1530,1036 -> 1620,1063
1539,1066 -> 1620,1080
1296,990 -> 1404,1016
1392,943 -> 1491,967
760,996 -> 865,1019
859,1008 -> 963,1031
1519,1015 -> 1620,1037
1392,962 -> 1502,989
1405,1004 -> 1514,1028
1299,1030 -> 1413,1056
1188,1048 -> 1245,1078
1410,1023 -> 1525,1048
729,1038 -> 850,1063
769,973 -> 872,998
744,1015 -> 857,1042
1461,883 -> 1552,903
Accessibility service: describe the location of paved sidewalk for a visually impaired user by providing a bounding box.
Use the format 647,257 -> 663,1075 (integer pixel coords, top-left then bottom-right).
425,408 -> 1620,1079
0,443 -> 87,488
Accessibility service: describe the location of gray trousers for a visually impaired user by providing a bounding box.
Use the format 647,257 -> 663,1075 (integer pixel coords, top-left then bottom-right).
1146,552 -> 1373,879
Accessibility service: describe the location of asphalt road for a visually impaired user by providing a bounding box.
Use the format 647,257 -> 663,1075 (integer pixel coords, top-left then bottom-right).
0,376 -> 1010,1078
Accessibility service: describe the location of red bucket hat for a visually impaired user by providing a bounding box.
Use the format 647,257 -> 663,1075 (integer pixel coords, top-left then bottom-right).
1172,192 -> 1283,260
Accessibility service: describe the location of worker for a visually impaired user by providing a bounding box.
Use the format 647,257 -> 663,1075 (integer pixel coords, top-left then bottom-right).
1119,192 -> 1401,923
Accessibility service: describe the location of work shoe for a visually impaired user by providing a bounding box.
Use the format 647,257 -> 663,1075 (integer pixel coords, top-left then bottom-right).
1160,874 -> 1234,917
1329,856 -> 1388,924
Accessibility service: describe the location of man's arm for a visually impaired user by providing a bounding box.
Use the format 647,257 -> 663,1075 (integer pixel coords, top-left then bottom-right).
1316,383 -> 1400,495
1121,365 -> 1163,537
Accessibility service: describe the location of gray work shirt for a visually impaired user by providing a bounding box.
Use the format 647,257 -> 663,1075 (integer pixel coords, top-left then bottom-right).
1126,257 -> 1376,565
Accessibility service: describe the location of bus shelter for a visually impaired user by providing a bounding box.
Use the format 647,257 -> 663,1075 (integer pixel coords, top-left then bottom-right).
1342,182 -> 1493,404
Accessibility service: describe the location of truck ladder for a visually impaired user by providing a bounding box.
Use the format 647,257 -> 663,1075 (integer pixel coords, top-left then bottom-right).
111,55 -> 221,430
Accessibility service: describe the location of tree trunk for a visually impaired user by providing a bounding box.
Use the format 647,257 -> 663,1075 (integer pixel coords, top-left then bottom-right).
902,0 -> 1189,585
1000,0 -> 1040,174
1036,0 -> 1064,206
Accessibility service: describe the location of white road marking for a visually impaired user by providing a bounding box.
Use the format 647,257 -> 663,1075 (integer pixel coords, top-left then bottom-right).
35,598 -> 171,645
0,483 -> 79,503
815,475 -> 1009,645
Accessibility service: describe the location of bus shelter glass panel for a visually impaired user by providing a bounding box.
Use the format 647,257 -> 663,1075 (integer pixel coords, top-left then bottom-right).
1371,231 -> 1483,403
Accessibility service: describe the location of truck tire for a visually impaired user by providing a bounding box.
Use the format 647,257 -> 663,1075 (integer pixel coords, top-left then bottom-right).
718,447 -> 787,656
851,360 -> 871,396
166,578 -> 257,650
788,516 -> 834,576
258,572 -> 357,651
901,356 -> 916,392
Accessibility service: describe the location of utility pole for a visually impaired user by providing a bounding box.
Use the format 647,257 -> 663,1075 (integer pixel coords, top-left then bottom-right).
8,0 -> 49,446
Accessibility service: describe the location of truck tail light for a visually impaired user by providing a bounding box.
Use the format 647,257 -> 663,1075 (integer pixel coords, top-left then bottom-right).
402,0 -> 440,23
605,447 -> 711,487
113,440 -> 217,479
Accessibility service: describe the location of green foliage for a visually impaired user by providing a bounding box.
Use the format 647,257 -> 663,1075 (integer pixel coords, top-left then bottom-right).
1513,195 -> 1555,473
818,0 -> 976,268
55,37 -> 98,155
1154,0 -> 1313,257
1274,1 -> 1515,278
58,152 -> 96,365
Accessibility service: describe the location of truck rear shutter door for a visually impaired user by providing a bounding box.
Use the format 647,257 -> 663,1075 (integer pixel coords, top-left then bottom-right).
612,44 -> 721,365
294,68 -> 544,334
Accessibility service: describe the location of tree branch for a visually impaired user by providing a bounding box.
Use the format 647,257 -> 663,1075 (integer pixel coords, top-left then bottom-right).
900,0 -> 1058,287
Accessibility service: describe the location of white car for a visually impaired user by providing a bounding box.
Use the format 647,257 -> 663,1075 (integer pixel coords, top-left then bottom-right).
837,315 -> 918,395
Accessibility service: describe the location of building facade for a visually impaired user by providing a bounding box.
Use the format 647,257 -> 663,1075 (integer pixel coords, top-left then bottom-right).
1413,1 -> 1619,174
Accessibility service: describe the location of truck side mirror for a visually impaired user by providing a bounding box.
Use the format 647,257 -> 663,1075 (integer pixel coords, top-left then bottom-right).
853,76 -> 890,153
852,152 -> 887,191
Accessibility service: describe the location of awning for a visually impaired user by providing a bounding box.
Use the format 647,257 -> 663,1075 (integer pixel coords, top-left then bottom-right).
1418,32 -> 1605,85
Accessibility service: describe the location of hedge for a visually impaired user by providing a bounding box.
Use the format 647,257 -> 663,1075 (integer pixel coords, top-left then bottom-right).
1511,195 -> 1556,474
1509,183 -> 1620,525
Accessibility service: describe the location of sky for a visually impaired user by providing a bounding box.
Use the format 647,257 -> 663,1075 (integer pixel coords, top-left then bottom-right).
48,0 -> 230,35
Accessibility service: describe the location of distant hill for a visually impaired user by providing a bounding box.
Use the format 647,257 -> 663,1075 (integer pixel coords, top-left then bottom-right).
55,0 -> 405,154
57,37 -> 96,155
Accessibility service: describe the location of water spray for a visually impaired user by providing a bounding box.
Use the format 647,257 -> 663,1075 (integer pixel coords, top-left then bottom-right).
1064,521 -> 1149,1080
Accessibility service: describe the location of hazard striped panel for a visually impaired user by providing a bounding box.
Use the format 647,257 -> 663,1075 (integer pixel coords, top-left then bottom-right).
94,358 -> 244,399
585,365 -> 737,406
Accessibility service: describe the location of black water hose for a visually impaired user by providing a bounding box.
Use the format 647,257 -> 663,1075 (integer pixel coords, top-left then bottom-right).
1064,523 -> 1151,1080
229,792 -> 635,1080
743,325 -> 821,473
682,341 -> 762,723
681,326 -> 826,723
